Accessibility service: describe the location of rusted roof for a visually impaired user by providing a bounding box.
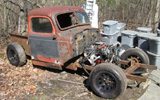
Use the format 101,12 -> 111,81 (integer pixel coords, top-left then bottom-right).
28,6 -> 84,17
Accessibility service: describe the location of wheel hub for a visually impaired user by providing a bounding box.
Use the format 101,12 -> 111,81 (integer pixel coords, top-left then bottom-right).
96,73 -> 117,93
130,57 -> 139,66
8,50 -> 18,63
104,78 -> 111,85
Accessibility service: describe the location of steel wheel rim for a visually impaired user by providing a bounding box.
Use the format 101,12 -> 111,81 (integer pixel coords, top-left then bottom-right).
95,72 -> 117,94
8,49 -> 18,64
123,55 -> 142,69
127,55 -> 142,63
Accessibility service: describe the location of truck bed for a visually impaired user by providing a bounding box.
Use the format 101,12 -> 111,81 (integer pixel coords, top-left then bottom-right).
10,33 -> 31,56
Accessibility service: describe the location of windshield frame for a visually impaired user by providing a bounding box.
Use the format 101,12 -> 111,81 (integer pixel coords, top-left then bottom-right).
75,12 -> 90,24
55,11 -> 91,31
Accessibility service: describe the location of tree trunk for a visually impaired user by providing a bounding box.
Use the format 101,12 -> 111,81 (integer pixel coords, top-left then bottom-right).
18,0 -> 25,34
3,2 -> 6,33
154,0 -> 160,32
147,0 -> 153,27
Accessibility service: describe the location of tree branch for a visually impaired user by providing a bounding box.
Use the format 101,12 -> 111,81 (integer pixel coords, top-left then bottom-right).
26,0 -> 43,8
6,6 -> 19,15
4,0 -> 23,9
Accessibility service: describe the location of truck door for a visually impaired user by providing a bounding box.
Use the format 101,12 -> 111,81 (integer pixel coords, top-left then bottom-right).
28,16 -> 59,64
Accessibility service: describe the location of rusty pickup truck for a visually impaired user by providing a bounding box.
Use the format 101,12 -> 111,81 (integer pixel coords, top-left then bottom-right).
7,6 -> 157,99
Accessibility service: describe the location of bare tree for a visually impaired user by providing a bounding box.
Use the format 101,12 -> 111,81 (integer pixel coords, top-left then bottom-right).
154,0 -> 160,32
0,0 -> 159,36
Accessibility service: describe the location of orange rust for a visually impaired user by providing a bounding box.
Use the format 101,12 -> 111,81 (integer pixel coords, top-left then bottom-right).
84,65 -> 93,71
139,64 -> 157,70
65,63 -> 80,71
124,64 -> 140,74
130,57 -> 139,66
32,60 -> 62,70
119,60 -> 130,65
58,42 -> 72,64
28,6 -> 85,19
126,74 -> 147,82
37,55 -> 58,63
28,6 -> 87,34
28,15 -> 56,36
10,33 -> 31,56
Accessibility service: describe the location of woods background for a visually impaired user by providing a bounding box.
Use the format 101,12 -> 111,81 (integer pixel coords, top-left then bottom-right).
0,0 -> 159,36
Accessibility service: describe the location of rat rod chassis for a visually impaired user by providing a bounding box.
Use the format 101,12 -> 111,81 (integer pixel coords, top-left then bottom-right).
66,42 -> 157,82
120,59 -> 157,82
82,59 -> 157,82
69,42 -> 157,98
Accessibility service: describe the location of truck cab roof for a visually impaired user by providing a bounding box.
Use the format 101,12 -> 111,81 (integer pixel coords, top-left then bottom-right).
28,6 -> 85,17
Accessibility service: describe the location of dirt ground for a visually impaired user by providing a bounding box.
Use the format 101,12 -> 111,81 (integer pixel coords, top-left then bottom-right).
0,37 -> 146,100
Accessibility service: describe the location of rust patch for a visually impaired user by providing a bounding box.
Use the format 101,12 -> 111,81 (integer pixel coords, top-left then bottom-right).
121,58 -> 157,82
84,65 -> 93,71
65,63 -> 80,71
37,55 -> 56,63
32,60 -> 62,70
126,74 -> 146,82
10,33 -> 30,56
59,44 -> 68,54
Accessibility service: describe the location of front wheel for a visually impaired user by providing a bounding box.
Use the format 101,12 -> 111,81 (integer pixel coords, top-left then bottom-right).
89,63 -> 127,99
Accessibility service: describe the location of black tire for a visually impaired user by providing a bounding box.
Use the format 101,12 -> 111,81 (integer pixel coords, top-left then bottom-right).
120,48 -> 149,73
7,42 -> 26,66
89,63 -> 127,99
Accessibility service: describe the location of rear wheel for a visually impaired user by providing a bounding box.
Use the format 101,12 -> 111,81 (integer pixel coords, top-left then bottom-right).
7,42 -> 26,66
89,63 -> 127,99
121,48 -> 149,73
